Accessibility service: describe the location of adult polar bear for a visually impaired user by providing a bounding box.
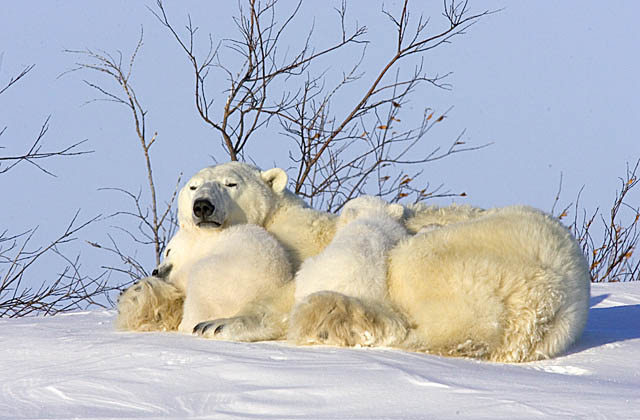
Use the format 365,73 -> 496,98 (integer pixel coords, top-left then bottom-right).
116,161 -> 591,362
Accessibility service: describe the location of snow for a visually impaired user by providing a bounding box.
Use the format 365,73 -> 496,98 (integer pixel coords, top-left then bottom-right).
2,282 -> 639,419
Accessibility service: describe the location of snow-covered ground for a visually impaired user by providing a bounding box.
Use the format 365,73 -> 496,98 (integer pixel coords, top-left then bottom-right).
2,282 -> 639,420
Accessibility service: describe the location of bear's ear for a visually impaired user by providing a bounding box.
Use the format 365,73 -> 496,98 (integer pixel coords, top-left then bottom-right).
261,168 -> 288,193
387,203 -> 405,220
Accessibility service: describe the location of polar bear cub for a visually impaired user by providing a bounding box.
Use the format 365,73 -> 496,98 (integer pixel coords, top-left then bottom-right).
294,195 -> 407,303
165,225 -> 294,334
116,223 -> 293,336
289,195 -> 409,347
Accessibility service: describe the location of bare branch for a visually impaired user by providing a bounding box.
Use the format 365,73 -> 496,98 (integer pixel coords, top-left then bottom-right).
293,0 -> 493,193
557,159 -> 640,282
152,0 -> 367,161
0,63 -> 35,96
64,30 -> 178,267
1,63 -> 92,176
0,117 -> 92,176
0,213 -> 114,318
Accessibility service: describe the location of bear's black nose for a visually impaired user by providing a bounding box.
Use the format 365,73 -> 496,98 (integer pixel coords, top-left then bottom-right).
193,198 -> 215,219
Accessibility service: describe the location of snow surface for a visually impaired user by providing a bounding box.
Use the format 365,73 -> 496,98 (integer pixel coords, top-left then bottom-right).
2,282 -> 639,420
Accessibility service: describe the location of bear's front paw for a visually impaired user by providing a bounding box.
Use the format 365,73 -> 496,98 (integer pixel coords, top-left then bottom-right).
193,319 -> 227,338
193,316 -> 253,341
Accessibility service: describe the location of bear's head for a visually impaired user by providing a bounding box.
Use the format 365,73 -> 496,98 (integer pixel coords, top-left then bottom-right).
338,195 -> 405,227
177,161 -> 292,231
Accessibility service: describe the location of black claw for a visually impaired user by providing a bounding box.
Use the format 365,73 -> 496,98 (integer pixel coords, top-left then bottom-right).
193,322 -> 204,334
193,321 -> 224,336
154,263 -> 173,279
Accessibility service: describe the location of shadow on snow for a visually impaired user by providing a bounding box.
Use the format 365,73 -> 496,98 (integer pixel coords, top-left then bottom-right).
569,294 -> 640,354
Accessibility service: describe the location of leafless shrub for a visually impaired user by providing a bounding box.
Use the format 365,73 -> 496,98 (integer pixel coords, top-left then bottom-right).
0,213 -> 118,317
0,64 -> 90,176
0,62 -> 109,317
153,0 -> 493,211
553,159 -> 640,282
88,185 -> 180,283
64,32 -> 181,277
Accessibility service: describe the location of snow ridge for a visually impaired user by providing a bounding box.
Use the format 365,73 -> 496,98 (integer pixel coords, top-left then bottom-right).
2,283 -> 639,419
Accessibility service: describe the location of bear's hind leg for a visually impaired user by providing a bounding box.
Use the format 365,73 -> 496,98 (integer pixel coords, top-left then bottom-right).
288,291 -> 409,347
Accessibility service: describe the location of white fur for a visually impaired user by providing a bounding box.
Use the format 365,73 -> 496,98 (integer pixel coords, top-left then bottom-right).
177,163 -> 288,231
388,205 -> 591,362
289,196 -> 409,347
117,224 -> 293,336
116,162 -> 591,362
176,162 -> 337,270
116,162 -> 297,338
173,225 -> 292,333
294,196 -> 407,303
115,277 -> 184,332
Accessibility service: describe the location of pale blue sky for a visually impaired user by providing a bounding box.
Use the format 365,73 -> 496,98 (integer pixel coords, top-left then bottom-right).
1,1 -> 638,285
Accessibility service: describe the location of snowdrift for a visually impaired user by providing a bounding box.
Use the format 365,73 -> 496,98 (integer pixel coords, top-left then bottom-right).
2,282 -> 639,419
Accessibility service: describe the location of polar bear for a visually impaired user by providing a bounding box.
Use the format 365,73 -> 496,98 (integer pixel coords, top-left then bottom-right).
293,196 -> 407,303
116,164 -> 295,338
289,196 -> 409,347
116,224 -> 293,338
116,162 -> 334,339
174,162 -> 338,269
116,161 -> 591,362
388,205 -> 591,362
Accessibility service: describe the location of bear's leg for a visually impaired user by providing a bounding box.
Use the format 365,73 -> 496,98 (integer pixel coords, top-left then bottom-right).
193,281 -> 295,342
178,291 -> 212,334
193,312 -> 284,342
489,285 -> 569,363
288,291 -> 409,347
115,277 -> 185,332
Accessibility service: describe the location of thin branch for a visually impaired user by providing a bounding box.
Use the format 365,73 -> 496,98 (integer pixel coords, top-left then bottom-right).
0,213 -> 113,318
0,64 -> 35,96
0,116 -> 92,176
